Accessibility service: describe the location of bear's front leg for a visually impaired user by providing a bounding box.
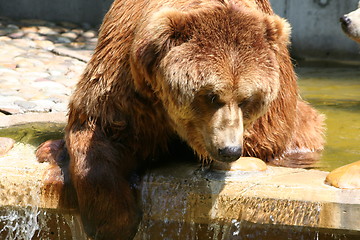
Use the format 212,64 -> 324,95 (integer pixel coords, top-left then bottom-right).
66,127 -> 141,240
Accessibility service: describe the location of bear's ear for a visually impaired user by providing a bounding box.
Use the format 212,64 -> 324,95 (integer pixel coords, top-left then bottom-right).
134,8 -> 193,75
263,15 -> 291,50
148,8 -> 193,47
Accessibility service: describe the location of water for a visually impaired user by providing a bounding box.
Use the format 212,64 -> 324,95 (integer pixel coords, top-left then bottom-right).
297,65 -> 360,170
135,220 -> 360,240
0,209 -> 87,240
0,123 -> 64,146
0,207 -> 40,240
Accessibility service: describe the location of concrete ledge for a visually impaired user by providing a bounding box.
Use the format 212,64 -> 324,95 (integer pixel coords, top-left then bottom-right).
140,164 -> 360,231
0,122 -> 360,238
0,112 -> 67,128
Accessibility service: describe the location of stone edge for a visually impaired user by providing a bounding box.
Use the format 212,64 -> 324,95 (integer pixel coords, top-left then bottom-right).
0,112 -> 67,128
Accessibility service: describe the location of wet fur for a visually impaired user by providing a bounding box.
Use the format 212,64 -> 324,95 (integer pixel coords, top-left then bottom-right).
37,0 -> 325,239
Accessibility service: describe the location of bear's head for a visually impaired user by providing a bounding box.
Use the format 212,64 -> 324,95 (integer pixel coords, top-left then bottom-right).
340,1 -> 360,43
132,2 -> 291,163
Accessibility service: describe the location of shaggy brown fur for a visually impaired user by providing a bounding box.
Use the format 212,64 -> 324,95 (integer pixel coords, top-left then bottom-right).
37,0 -> 325,239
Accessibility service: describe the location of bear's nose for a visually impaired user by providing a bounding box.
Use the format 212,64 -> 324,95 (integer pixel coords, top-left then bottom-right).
340,15 -> 351,26
218,146 -> 242,162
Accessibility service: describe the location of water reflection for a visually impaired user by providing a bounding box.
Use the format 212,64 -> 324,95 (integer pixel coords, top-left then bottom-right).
297,65 -> 360,171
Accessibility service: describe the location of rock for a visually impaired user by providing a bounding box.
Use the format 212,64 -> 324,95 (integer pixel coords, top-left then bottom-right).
68,42 -> 86,49
0,96 -> 26,103
30,99 -> 56,112
37,26 -> 58,35
31,81 -> 70,95
211,157 -> 267,171
0,67 -> 18,74
14,57 -> 45,69
0,36 -> 11,42
1,44 -> 27,56
8,31 -> 25,39
0,137 -> 15,156
0,63 -> 17,70
34,40 -> 55,51
83,30 -> 97,39
71,29 -> 84,34
21,26 -> 38,33
15,59 -> 36,68
56,36 -> 72,44
61,32 -> 78,40
25,32 -> 46,41
87,37 -> 98,43
0,17 -> 96,116
16,87 -> 41,100
51,26 -> 66,34
23,72 -> 51,81
52,102 -> 68,112
325,161 -> 360,189
14,100 -> 37,110
12,38 -> 36,48
48,70 -> 63,77
6,24 -> 19,30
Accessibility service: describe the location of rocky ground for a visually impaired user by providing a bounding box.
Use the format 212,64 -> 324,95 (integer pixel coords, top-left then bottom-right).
0,17 -> 98,115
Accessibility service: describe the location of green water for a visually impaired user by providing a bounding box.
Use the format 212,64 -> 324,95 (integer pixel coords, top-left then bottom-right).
297,65 -> 360,171
0,123 -> 64,146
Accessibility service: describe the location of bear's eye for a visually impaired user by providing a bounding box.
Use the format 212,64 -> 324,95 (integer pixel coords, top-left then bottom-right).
206,93 -> 224,108
238,98 -> 250,108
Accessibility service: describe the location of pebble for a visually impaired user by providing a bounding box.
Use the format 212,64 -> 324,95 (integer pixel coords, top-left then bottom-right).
37,26 -> 58,35
56,36 -> 72,44
0,17 -> 98,114
34,40 -> 55,51
61,32 -> 78,40
14,100 -> 37,110
83,30 -> 96,38
21,26 -> 38,33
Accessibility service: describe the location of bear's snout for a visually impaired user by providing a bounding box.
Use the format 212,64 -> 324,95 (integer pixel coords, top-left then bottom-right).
340,15 -> 352,31
340,15 -> 351,27
218,146 -> 243,162
339,6 -> 360,43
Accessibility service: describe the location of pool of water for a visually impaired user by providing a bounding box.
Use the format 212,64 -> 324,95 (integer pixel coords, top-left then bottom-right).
297,65 -> 360,171
0,123 -> 64,147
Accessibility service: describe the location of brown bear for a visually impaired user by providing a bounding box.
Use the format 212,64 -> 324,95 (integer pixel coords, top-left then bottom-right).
36,0 -> 325,239
340,0 -> 360,43
325,2 -> 360,189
